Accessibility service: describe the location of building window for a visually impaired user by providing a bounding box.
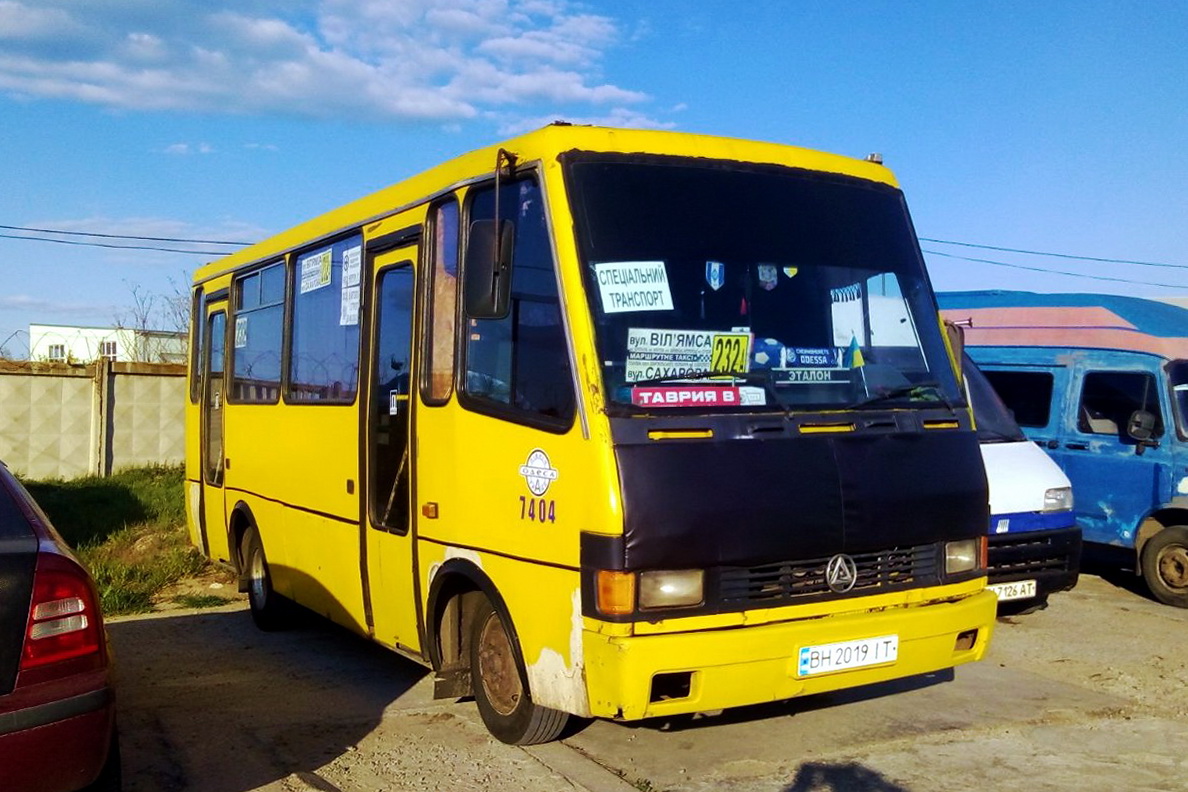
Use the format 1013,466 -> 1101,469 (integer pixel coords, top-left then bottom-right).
47,344 -> 66,361
100,340 -> 118,360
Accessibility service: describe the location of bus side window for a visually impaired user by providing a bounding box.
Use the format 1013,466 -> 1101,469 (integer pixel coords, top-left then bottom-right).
462,177 -> 575,428
423,199 -> 459,404
289,235 -> 363,403
230,261 -> 285,403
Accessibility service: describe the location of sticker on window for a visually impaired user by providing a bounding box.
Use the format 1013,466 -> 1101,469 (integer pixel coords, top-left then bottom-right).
706,260 -> 725,291
631,385 -> 765,407
340,285 -> 360,326
234,316 -> 248,348
625,328 -> 753,382
758,264 -> 778,291
594,261 -> 674,313
787,347 -> 841,368
342,245 -> 362,288
300,249 -> 333,294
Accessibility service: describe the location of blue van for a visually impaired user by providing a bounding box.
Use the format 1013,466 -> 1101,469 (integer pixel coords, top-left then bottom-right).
941,290 -> 1188,608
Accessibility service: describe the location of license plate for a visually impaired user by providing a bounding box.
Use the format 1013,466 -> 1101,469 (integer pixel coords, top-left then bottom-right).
987,579 -> 1038,602
797,635 -> 898,677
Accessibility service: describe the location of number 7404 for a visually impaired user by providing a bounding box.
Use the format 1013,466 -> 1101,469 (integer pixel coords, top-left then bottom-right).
519,495 -> 556,523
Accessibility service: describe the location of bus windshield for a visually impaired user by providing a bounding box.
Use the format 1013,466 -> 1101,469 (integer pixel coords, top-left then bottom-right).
563,154 -> 962,413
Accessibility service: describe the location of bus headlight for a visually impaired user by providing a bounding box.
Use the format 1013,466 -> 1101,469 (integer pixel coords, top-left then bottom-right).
945,538 -> 984,575
1043,486 -> 1073,512
639,570 -> 704,610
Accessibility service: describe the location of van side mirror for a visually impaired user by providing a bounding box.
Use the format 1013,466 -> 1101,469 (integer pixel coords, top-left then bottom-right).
1127,409 -> 1159,454
944,319 -> 967,379
464,218 -> 514,319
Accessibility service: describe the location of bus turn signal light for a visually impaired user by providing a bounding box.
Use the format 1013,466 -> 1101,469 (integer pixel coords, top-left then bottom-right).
596,570 -> 636,616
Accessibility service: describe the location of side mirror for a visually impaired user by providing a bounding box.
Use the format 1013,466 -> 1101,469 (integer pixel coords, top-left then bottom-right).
943,319 -> 967,379
1127,409 -> 1159,455
464,218 -> 514,319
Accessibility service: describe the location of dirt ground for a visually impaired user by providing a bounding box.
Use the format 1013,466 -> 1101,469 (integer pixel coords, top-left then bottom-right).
110,560 -> 1188,792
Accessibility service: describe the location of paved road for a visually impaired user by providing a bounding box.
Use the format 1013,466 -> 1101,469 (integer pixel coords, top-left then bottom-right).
110,571 -> 1188,792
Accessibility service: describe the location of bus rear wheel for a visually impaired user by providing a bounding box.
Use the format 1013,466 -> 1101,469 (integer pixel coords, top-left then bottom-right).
1141,526 -> 1188,608
469,598 -> 568,745
244,528 -> 289,630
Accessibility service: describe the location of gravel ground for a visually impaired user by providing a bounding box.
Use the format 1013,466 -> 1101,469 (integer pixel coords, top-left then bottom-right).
110,565 -> 1188,792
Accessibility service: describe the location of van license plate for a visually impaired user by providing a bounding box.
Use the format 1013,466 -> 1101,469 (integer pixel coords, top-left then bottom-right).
797,635 -> 898,677
987,579 -> 1037,601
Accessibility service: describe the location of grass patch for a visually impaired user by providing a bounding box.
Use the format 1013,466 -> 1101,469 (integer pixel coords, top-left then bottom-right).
20,465 -> 215,616
172,593 -> 233,609
23,464 -> 186,547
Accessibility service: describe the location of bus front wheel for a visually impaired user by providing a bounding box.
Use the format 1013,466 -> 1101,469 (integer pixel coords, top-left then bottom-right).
1141,525 -> 1188,608
244,528 -> 289,630
469,598 -> 568,745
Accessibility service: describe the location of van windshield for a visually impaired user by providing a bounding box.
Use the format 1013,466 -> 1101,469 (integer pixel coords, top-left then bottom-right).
964,354 -> 1026,443
563,154 -> 962,413
1168,360 -> 1188,438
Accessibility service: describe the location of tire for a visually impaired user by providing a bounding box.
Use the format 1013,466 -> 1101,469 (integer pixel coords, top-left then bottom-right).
81,727 -> 122,792
1140,525 -> 1188,608
469,598 -> 568,745
243,528 -> 289,631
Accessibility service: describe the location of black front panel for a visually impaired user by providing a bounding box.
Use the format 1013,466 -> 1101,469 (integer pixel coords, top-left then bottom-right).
988,526 -> 1082,595
614,429 -> 987,571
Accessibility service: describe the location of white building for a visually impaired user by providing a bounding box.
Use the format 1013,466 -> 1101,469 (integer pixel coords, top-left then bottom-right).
29,324 -> 186,364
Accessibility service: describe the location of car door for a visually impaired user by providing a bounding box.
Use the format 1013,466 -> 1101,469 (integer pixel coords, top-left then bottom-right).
1056,355 -> 1171,548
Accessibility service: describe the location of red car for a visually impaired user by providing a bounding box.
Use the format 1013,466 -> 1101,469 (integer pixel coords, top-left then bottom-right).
0,461 -> 120,791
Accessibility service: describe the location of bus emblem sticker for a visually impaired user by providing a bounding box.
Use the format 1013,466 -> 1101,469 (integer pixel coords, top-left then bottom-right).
519,449 -> 559,496
825,554 -> 858,593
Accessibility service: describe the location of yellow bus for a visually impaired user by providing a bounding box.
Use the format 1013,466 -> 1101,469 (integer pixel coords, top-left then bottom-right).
186,124 -> 997,744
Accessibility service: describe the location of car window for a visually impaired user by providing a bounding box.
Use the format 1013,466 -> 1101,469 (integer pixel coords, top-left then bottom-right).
1077,370 -> 1163,439
981,370 -> 1054,428
0,476 -> 35,540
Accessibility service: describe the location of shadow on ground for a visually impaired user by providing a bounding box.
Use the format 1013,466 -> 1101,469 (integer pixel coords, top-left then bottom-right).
108,605 -> 430,792
784,761 -> 910,791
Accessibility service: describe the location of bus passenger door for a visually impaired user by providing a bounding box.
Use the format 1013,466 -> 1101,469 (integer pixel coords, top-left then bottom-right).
199,306 -> 230,562
365,255 -> 421,652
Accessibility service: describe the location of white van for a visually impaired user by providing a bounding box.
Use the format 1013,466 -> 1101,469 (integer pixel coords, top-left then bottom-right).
964,354 -> 1081,607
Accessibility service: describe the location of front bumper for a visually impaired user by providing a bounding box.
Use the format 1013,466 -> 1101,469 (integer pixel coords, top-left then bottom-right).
988,526 -> 1082,599
583,589 -> 997,720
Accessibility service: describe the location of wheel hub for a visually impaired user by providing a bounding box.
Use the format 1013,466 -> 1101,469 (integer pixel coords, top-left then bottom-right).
477,613 -> 522,716
1157,544 -> 1188,591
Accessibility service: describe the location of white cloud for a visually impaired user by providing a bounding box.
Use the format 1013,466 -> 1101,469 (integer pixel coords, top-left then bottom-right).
0,0 -> 657,126
0,1 -> 77,39
0,294 -> 117,317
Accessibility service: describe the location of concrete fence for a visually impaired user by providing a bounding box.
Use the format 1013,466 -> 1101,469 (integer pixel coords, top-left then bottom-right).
0,359 -> 186,479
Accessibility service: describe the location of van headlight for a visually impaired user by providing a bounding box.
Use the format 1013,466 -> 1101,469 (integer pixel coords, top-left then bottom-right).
639,570 -> 704,610
945,538 -> 984,575
1043,486 -> 1073,512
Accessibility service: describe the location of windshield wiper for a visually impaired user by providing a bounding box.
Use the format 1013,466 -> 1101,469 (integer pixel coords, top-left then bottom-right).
849,380 -> 954,410
630,369 -> 787,411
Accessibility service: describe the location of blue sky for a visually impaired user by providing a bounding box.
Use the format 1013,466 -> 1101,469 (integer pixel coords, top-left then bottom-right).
2,0 -> 1186,357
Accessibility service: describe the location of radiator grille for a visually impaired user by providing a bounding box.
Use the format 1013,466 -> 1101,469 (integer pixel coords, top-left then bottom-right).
718,544 -> 940,605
